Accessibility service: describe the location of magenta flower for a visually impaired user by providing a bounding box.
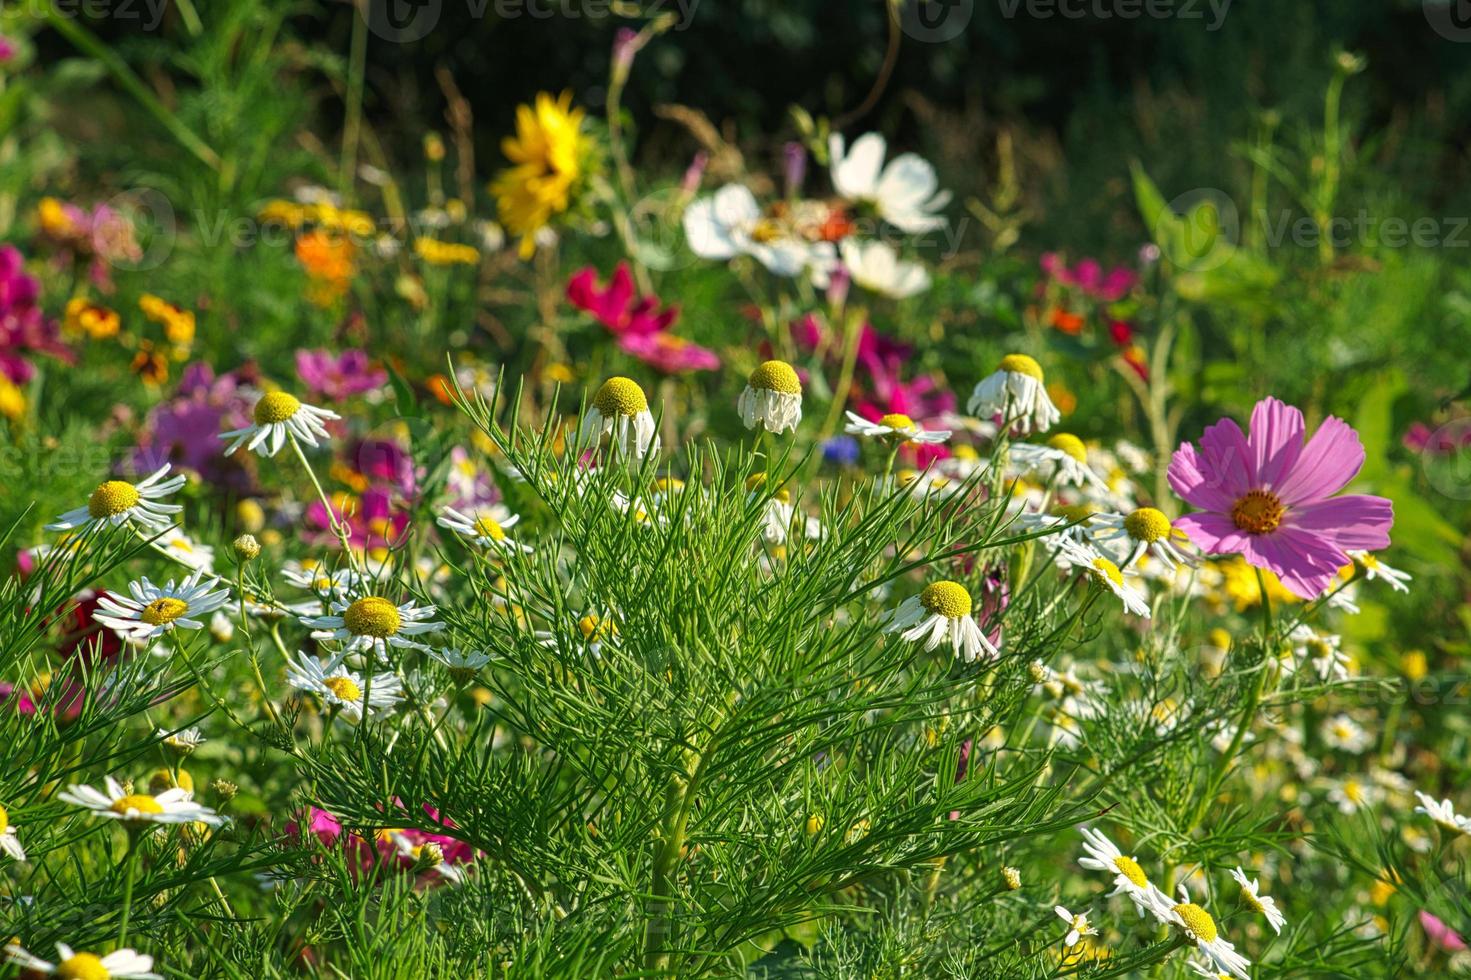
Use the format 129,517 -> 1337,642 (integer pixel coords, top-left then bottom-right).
0,245 -> 71,383
0,36 -> 15,63
1421,910 -> 1468,953
566,262 -> 678,337
1168,397 -> 1393,598
296,348 -> 387,400
618,331 -> 720,374
1040,252 -> 1137,303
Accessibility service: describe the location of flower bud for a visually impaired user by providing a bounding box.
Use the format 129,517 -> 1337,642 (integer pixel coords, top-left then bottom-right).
233,533 -> 261,562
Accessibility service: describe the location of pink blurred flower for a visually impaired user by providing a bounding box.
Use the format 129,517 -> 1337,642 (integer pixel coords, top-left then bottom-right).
0,245 -> 71,384
0,36 -> 15,63
296,348 -> 387,401
1169,397 -> 1394,598
1421,910 -> 1468,953
1040,252 -> 1137,303
288,804 -> 475,886
567,263 -> 716,373
134,362 -> 253,488
618,331 -> 720,374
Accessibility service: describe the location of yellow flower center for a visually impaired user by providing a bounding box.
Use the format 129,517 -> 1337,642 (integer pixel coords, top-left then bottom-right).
919,580 -> 972,619
0,804 -> 8,835
254,391 -> 302,424
998,353 -> 1044,381
592,377 -> 648,417
1124,507 -> 1173,543
57,953 -> 112,980
140,597 -> 189,626
322,675 -> 363,702
475,516 -> 506,541
1231,489 -> 1284,534
1240,887 -> 1265,914
1053,502 -> 1099,523
111,793 -> 164,817
880,413 -> 916,432
745,472 -> 791,504
1113,855 -> 1149,888
87,480 -> 141,519
748,359 -> 802,396
342,596 -> 402,638
1045,433 -> 1087,463
1172,902 -> 1219,943
1091,557 -> 1125,588
578,613 -> 617,642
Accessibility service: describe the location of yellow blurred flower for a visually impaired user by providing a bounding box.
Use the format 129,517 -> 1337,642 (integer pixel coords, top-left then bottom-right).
130,340 -> 169,387
37,197 -> 80,238
1216,557 -> 1300,611
490,91 -> 589,258
0,376 -> 25,422
139,294 -> 195,349
64,298 -> 121,340
413,237 -> 480,267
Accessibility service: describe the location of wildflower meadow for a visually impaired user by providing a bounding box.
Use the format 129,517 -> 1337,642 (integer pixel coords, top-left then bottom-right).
2,2 -> 1471,977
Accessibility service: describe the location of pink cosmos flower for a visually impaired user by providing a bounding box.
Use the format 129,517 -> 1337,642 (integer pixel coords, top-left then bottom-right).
1040,252 -> 1137,303
1168,397 -> 1393,599
1420,910 -> 1468,953
296,348 -> 387,401
566,262 -> 717,373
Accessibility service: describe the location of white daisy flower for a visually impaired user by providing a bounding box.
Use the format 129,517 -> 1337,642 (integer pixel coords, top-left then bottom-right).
1327,776 -> 1381,814
1159,886 -> 1251,980
1185,955 -> 1234,980
884,581 -> 999,664
1320,714 -> 1373,753
429,647 -> 493,683
0,804 -> 24,861
4,943 -> 161,980
737,360 -> 803,434
93,572 -> 232,644
580,377 -> 659,460
58,776 -> 224,829
221,391 -> 340,457
1054,905 -> 1098,948
158,726 -> 206,755
811,238 -> 930,299
285,651 -> 401,722
1091,507 -> 1198,572
746,474 -> 796,545
1286,625 -> 1351,681
682,184 -> 817,276
436,504 -> 531,553
280,559 -> 363,596
302,594 -> 443,662
967,354 -> 1060,435
828,132 -> 950,233
1014,504 -> 1100,547
1230,866 -> 1287,935
1414,791 -> 1471,836
1008,435 -> 1108,492
386,831 -> 465,884
154,527 -> 214,572
47,464 -> 185,533
1055,539 -> 1152,617
844,411 -> 951,445
1349,550 -> 1412,593
1077,827 -> 1166,918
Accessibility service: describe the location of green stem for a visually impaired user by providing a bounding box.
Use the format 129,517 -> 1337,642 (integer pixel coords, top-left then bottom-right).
340,0 -> 369,199
290,436 -> 363,573
118,834 -> 139,947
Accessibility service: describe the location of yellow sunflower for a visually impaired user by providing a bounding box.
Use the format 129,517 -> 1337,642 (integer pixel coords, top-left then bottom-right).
490,91 -> 588,258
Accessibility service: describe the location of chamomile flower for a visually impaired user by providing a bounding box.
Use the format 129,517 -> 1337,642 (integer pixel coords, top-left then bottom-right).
1414,791 -> 1471,836
285,651 -> 402,722
281,560 -> 362,596
304,594 -> 443,662
884,580 -> 999,663
1078,827 -> 1165,917
738,360 -> 803,434
154,527 -> 215,572
1230,866 -> 1287,935
47,464 -> 185,533
158,726 -> 206,755
1327,775 -> 1382,814
1286,625 -> 1351,681
59,775 -> 225,828
1159,886 -> 1251,980
428,647 -> 493,684
1054,905 -> 1098,948
4,943 -> 161,980
221,391 -> 340,457
581,376 -> 659,459
436,505 -> 532,553
844,411 -> 951,445
1320,714 -> 1372,753
1009,435 -> 1108,492
1349,550 -> 1412,593
1055,539 -> 1152,617
1091,507 -> 1199,571
745,473 -> 795,545
0,805 -> 24,861
93,572 -> 232,644
968,354 -> 1061,435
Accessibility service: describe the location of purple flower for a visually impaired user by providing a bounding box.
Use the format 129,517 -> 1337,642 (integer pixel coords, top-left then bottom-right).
133,363 -> 252,486
295,348 -> 387,401
0,245 -> 71,383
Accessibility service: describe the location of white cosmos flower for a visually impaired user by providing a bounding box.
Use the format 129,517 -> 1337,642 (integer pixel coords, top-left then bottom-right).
738,360 -> 803,434
1414,791 -> 1471,836
812,239 -> 930,299
884,581 -> 999,664
302,594 -> 443,662
828,132 -> 950,233
155,527 -> 215,572
683,184 -> 816,276
59,776 -> 224,829
1157,885 -> 1251,980
1091,507 -> 1198,572
1055,538 -> 1152,617
285,651 -> 401,722
968,354 -> 1060,435
1008,436 -> 1109,492
436,504 -> 531,553
1230,866 -> 1287,935
4,943 -> 161,980
1349,550 -> 1412,592
1077,827 -> 1166,918
844,411 -> 951,445
93,572 -> 232,644
0,804 -> 24,861
1053,905 -> 1098,948
221,391 -> 340,457
47,464 -> 185,533
580,377 -> 659,460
